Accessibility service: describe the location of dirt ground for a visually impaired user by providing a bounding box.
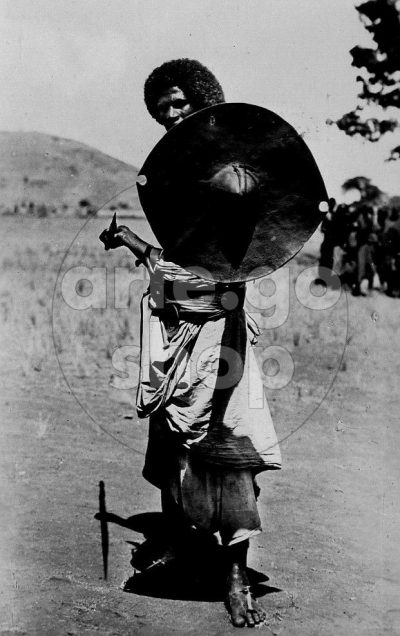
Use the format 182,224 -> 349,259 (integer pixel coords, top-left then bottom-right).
1,216 -> 400,635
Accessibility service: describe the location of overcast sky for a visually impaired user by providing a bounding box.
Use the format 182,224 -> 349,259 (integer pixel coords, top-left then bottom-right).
1,0 -> 398,198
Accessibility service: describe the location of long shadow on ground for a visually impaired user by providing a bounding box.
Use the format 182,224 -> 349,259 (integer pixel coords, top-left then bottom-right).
95,511 -> 282,602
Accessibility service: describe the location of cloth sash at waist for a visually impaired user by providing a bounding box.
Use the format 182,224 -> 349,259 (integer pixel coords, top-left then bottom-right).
149,280 -> 246,337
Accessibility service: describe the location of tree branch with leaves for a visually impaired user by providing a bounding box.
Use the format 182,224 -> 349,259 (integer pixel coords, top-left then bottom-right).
332,0 -> 400,160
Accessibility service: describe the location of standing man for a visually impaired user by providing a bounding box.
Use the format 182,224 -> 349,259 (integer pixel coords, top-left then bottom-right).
100,58 -> 281,628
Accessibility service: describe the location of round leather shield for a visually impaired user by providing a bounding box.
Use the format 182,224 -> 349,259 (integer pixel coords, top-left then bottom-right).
137,103 -> 328,282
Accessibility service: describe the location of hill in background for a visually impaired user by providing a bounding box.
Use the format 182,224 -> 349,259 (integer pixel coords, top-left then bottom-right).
0,131 -> 142,214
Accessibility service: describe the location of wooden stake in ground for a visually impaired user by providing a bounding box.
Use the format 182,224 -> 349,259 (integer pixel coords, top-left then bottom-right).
98,480 -> 109,580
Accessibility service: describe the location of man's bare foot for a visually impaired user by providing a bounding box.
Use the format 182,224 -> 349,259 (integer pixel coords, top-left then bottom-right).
226,563 -> 266,627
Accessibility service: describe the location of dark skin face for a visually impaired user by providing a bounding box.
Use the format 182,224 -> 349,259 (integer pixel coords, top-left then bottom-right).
155,86 -> 195,130
99,86 -> 195,254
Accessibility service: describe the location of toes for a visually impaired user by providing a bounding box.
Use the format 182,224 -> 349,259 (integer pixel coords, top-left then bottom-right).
245,611 -> 256,627
251,610 -> 261,624
228,594 -> 247,627
254,605 -> 266,621
231,611 -> 246,628
226,588 -> 267,628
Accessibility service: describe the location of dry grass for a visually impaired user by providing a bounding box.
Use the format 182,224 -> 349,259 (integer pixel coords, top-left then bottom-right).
2,215 -> 399,457
1,241 -> 143,383
0,218 -> 350,439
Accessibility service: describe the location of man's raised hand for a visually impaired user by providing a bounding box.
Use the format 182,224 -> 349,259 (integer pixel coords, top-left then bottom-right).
99,224 -> 136,250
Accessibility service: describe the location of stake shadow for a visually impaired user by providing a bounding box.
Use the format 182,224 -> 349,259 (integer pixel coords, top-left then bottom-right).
95,510 -> 282,602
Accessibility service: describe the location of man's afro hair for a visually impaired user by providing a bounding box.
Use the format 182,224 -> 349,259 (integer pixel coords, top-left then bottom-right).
144,58 -> 225,123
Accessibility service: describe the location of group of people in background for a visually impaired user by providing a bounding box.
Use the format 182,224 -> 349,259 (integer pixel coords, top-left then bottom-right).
2,200 -> 99,218
319,198 -> 400,297
2,199 -> 133,218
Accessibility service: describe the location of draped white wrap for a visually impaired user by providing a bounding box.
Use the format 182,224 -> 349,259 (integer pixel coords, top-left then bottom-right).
137,254 -> 281,486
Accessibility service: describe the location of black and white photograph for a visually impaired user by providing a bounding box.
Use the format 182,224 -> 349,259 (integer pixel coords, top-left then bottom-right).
0,1 -> 399,633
